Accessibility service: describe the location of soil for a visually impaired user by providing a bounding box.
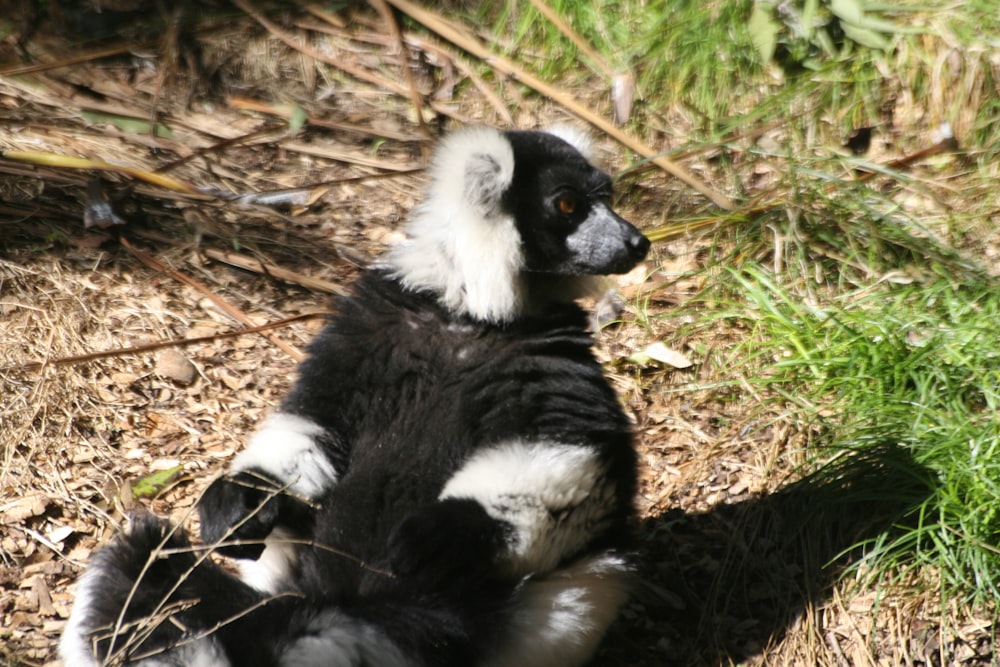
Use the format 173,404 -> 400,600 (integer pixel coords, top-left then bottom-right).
0,4 -> 992,667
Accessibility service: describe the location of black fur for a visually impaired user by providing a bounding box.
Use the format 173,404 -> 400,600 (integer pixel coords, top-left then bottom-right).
504,130 -> 649,275
62,127 -> 648,667
198,469 -> 314,560
271,274 -> 635,597
72,513 -> 512,666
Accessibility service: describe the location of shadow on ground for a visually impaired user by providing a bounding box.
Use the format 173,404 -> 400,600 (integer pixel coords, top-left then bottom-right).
599,444 -> 937,666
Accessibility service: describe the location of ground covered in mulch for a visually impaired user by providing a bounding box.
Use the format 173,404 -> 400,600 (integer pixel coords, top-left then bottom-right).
1,4 -> 992,666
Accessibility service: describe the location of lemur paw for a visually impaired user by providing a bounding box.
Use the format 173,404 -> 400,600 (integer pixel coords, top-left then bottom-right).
199,471 -> 313,559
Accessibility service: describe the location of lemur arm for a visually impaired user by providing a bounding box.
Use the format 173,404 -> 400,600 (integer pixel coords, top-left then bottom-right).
198,412 -> 343,557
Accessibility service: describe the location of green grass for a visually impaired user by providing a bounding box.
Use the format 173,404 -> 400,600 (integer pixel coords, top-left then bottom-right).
716,269 -> 1000,607
569,0 -> 1000,631
654,122 -> 1000,611
468,0 -> 1000,148
465,0 -> 1000,638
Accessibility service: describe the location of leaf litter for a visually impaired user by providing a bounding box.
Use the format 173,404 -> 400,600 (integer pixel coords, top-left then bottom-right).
0,3 -> 991,666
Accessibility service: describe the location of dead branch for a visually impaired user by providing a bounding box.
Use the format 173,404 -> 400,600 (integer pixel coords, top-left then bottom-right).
118,236 -> 304,360
402,32 -> 514,125
383,0 -> 736,211
369,0 -> 434,142
2,313 -> 327,374
0,43 -> 145,76
232,0 -> 411,97
201,248 -> 350,295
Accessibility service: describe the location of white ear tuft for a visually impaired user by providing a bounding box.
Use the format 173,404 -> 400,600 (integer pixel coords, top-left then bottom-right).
387,127 -> 525,323
546,125 -> 596,163
428,127 -> 514,214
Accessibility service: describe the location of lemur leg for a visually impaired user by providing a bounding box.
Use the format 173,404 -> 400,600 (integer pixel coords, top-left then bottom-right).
229,412 -> 342,498
387,440 -> 616,583
447,442 -> 631,667
198,413 -> 342,591
439,440 -> 621,576
482,552 -> 631,667
385,440 -> 631,666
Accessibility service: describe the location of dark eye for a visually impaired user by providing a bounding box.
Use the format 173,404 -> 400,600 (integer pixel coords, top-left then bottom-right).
557,193 -> 577,215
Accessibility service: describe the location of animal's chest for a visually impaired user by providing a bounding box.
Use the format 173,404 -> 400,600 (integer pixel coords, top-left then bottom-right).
324,301 -> 605,472
344,319 -> 526,467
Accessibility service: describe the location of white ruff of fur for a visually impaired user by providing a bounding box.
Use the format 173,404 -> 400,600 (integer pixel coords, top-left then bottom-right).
386,127 -> 525,324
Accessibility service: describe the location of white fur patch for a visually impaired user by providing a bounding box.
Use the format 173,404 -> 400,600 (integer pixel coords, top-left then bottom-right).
483,552 -> 631,667
131,640 -> 231,667
231,413 -> 338,498
236,527 -> 299,594
545,125 -> 596,163
386,127 -> 526,323
440,440 -> 616,574
279,610 -> 409,667
59,564 -> 102,667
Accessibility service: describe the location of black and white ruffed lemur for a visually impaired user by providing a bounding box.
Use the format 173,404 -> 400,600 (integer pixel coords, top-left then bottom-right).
61,126 -> 651,667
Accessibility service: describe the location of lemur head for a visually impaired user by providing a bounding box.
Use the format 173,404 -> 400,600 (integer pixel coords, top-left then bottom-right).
386,126 -> 650,323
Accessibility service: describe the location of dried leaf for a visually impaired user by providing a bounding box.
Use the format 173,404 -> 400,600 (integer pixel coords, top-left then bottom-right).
130,465 -> 183,499
628,342 -> 693,368
611,71 -> 636,126
1,495 -> 50,523
45,526 -> 74,545
155,349 -> 197,385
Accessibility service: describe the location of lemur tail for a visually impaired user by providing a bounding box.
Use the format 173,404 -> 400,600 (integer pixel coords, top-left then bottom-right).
59,514 -> 505,667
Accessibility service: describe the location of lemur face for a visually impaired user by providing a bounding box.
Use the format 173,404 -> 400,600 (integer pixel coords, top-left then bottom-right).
502,131 -> 650,276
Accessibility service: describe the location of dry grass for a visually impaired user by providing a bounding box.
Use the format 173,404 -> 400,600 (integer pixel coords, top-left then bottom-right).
1,3 -> 993,667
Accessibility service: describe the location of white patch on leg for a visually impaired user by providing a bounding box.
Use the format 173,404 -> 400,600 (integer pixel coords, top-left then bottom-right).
132,640 -> 231,667
484,552 -> 631,667
280,610 -> 409,667
231,413 -> 338,498
440,440 -> 616,574
235,527 -> 300,594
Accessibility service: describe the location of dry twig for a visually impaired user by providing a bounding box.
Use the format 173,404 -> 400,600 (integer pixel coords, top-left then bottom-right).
118,236 -> 304,360
201,248 -> 350,295
233,0 -> 411,97
2,313 -> 327,374
383,0 -> 735,211
369,0 -> 434,141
